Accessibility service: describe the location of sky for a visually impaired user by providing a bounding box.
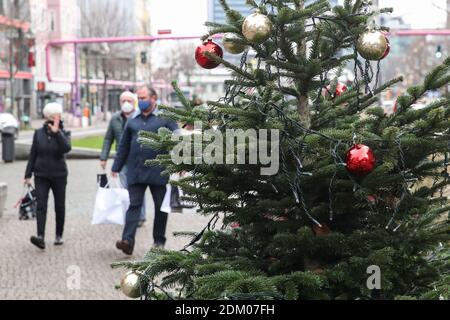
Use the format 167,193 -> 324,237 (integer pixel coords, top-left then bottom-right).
149,0 -> 449,34
378,0 -> 447,29
148,0 -> 208,68
149,0 -> 208,36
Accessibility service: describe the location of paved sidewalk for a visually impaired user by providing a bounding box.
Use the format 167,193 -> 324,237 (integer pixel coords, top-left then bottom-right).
0,160 -> 211,300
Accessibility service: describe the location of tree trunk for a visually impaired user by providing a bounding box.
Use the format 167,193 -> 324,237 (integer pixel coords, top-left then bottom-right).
295,0 -> 310,128
298,95 -> 311,128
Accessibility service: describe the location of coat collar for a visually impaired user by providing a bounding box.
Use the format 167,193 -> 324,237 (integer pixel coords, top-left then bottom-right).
132,107 -> 160,119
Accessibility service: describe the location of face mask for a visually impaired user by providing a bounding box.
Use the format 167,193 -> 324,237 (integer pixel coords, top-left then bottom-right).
121,102 -> 134,114
138,100 -> 151,112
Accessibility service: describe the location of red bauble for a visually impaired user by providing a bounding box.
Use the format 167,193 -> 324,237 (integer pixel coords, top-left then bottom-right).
195,39 -> 223,69
367,195 -> 378,203
346,144 -> 376,176
380,33 -> 391,60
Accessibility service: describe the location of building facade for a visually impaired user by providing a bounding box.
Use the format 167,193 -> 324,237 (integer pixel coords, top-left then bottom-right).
30,0 -> 80,118
0,0 -> 34,121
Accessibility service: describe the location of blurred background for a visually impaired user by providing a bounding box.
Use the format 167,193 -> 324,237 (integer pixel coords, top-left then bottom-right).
0,0 -> 448,129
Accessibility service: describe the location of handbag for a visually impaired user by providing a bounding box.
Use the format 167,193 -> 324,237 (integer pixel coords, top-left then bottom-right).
18,185 -> 37,221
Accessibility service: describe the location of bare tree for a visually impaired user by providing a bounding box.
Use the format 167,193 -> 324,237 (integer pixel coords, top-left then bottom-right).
79,0 -> 135,118
154,43 -> 199,87
170,43 -> 198,87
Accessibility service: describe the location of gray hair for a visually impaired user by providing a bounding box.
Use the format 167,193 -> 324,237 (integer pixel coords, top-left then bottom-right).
120,91 -> 137,102
43,102 -> 63,119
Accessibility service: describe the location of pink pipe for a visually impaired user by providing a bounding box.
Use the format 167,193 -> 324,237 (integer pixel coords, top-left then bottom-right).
46,34 -> 223,84
49,76 -> 143,86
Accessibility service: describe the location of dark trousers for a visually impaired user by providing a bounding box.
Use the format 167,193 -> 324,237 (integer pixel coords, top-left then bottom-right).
35,176 -> 67,238
123,184 -> 167,248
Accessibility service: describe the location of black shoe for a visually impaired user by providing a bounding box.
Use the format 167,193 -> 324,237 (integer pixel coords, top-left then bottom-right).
54,237 -> 64,246
31,236 -> 45,250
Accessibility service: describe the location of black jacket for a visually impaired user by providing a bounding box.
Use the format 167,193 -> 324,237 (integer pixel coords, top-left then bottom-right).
25,123 -> 72,179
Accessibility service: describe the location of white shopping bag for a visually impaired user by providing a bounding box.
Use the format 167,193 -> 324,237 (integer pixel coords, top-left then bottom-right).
92,178 -> 130,225
161,182 -> 188,214
161,184 -> 172,214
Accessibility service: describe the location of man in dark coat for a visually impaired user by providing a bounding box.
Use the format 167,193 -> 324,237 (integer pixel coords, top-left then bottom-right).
112,86 -> 179,255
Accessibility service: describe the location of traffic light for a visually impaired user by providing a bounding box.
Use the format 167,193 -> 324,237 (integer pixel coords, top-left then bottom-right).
141,51 -> 147,64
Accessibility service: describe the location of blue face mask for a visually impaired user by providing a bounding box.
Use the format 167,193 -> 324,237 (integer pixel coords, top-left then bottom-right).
138,100 -> 151,112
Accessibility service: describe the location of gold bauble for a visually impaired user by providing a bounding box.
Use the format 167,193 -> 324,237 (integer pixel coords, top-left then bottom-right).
222,33 -> 247,54
357,30 -> 390,61
242,11 -> 272,44
120,271 -> 141,299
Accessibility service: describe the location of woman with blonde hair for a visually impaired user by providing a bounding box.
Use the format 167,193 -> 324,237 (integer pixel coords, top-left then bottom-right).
24,103 -> 72,249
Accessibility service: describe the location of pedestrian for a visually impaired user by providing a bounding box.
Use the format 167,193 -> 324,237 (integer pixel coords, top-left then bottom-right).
112,86 -> 179,255
100,91 -> 146,227
24,103 -> 72,250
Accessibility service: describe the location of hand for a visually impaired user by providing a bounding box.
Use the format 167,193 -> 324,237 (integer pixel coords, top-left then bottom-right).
48,116 -> 60,133
111,171 -> 119,178
100,161 -> 107,170
24,179 -> 31,186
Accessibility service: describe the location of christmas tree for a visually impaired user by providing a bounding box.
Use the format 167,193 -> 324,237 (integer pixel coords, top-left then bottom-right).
113,0 -> 450,300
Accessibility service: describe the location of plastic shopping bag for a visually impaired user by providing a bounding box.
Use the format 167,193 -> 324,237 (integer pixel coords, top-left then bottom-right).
161,184 -> 172,214
92,178 -> 130,225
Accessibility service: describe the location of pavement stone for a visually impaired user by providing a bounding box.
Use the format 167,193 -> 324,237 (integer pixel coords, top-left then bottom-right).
0,160 -> 211,300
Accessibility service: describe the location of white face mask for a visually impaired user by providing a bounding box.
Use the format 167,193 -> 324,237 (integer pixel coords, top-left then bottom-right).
121,102 -> 135,114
